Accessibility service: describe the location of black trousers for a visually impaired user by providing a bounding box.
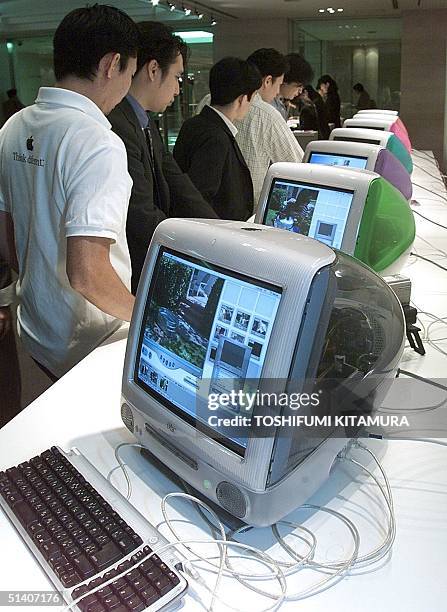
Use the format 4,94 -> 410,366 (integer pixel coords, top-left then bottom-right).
0,326 -> 22,428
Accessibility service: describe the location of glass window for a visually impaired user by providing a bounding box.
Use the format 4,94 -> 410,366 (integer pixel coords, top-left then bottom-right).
291,18 -> 402,119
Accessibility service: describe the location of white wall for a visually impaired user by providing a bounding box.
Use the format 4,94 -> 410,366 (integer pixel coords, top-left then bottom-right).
400,9 -> 447,168
213,18 -> 290,61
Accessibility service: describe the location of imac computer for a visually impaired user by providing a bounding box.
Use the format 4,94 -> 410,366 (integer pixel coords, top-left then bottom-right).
254,162 -> 415,275
352,113 -> 409,142
121,218 -> 405,526
343,117 -> 411,152
356,109 -> 398,116
303,140 -> 412,200
330,128 -> 413,174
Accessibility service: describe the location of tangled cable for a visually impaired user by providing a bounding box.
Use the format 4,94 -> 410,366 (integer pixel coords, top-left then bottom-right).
68,439 -> 397,611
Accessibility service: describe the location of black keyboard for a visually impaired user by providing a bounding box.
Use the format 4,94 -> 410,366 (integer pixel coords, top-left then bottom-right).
0,447 -> 187,611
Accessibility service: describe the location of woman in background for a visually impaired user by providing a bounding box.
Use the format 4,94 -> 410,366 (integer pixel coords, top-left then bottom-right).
321,74 -> 341,127
300,85 -> 330,140
318,74 -> 341,129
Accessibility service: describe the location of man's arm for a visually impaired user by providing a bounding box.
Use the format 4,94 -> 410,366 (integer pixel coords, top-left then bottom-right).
268,110 -> 304,164
157,129 -> 219,219
66,236 -> 134,322
172,132 -> 228,209
0,211 -> 18,272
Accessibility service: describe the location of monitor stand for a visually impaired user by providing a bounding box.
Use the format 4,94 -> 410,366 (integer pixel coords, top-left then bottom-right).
139,447 -> 246,533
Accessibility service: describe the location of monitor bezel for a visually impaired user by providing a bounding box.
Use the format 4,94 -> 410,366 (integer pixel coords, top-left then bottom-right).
303,140 -> 380,171
308,151 -> 370,169
122,219 -> 336,491
254,163 -> 374,256
132,245 -> 283,457
329,127 -> 392,148
344,117 -> 394,131
356,109 -> 398,116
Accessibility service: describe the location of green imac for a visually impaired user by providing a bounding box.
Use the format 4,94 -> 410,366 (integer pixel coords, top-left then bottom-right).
255,163 -> 416,275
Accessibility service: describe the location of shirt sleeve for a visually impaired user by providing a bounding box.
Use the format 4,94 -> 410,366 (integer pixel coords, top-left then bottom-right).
267,109 -> 304,164
63,130 -> 132,242
0,143 -> 8,213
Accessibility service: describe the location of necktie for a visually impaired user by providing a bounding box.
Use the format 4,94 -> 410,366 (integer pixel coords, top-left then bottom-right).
143,123 -> 161,210
143,125 -> 155,166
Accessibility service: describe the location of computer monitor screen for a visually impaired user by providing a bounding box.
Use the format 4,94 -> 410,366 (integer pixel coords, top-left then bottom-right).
134,247 -> 282,455
334,136 -> 382,145
308,151 -> 368,170
263,178 -> 354,249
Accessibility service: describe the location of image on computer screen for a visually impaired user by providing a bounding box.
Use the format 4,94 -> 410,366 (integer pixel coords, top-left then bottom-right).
263,179 -> 354,249
309,152 -> 368,170
134,248 -> 282,454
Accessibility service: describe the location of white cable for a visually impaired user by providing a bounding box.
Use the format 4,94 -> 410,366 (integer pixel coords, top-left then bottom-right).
62,536 -> 286,612
161,492 -> 287,611
109,441 -> 396,609
410,302 -> 447,358
113,442 -> 146,500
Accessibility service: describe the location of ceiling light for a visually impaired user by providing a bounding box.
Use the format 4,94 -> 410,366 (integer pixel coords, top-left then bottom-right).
151,0 -> 160,5
211,17 -> 217,25
183,6 -> 191,15
175,31 -> 213,43
318,8 -> 325,12
169,3 -> 176,11
327,7 -> 335,12
197,11 -> 204,19
337,7 -> 344,11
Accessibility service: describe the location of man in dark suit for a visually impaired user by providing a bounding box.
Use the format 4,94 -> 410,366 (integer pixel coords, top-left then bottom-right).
108,22 -> 218,294
173,57 -> 261,221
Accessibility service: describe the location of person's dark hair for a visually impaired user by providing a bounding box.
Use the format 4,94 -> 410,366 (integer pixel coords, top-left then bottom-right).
353,82 -> 365,92
210,57 -> 262,106
320,73 -> 338,92
246,48 -> 288,80
284,53 -> 313,85
136,21 -> 188,76
53,5 -> 139,81
304,84 -> 318,101
6,88 -> 17,98
317,75 -> 330,90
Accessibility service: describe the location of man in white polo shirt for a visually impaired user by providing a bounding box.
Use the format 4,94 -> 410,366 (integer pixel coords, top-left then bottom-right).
0,5 -> 140,379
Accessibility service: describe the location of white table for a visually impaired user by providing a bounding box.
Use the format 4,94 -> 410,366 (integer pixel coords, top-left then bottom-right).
1,152 -> 447,611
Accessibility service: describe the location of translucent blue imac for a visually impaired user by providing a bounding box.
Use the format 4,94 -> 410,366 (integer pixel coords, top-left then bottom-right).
255,162 -> 415,275
303,140 -> 412,200
121,219 -> 405,526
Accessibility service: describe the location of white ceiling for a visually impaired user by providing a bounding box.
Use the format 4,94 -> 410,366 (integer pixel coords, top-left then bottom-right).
207,0 -> 447,19
1,0 -> 447,35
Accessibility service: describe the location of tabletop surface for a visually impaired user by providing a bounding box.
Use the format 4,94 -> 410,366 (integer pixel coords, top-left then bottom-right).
1,151 -> 447,612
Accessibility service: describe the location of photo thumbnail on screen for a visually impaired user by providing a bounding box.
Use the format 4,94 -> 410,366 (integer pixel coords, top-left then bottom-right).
135,248 -> 283,450
266,181 -> 319,235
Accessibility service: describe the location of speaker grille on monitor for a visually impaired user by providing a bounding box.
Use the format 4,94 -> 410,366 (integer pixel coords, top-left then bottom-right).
216,481 -> 247,518
121,403 -> 134,433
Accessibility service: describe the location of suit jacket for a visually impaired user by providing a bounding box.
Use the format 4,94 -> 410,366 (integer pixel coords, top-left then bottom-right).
173,105 -> 254,221
325,92 -> 341,129
108,98 -> 218,294
308,94 -> 331,140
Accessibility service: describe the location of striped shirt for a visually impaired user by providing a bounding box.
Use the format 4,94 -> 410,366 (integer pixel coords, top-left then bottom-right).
235,94 -> 303,209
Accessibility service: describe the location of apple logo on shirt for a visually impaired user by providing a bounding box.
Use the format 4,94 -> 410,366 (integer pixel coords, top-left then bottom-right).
26,136 -> 34,151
